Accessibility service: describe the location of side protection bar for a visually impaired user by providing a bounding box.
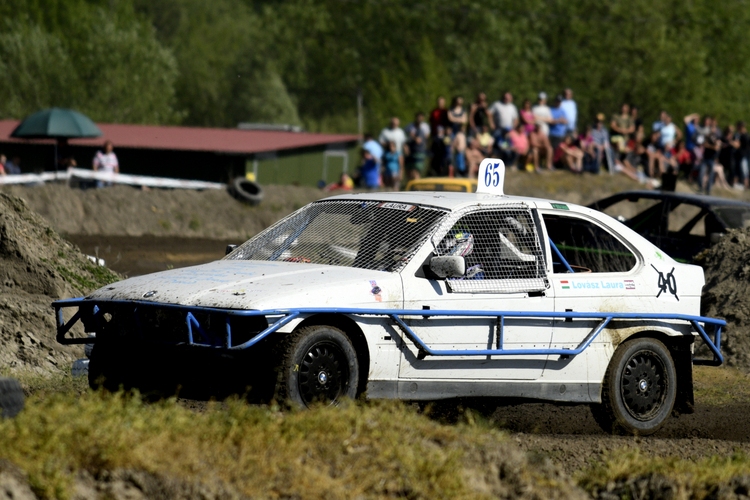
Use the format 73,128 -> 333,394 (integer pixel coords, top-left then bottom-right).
53,298 -> 726,366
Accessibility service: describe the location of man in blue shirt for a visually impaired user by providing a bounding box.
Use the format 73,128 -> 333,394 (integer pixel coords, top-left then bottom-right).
548,96 -> 568,152
683,113 -> 700,153
560,88 -> 577,134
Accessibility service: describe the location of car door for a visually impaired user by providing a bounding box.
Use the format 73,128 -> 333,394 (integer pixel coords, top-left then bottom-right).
540,210 -> 647,353
399,204 -> 554,381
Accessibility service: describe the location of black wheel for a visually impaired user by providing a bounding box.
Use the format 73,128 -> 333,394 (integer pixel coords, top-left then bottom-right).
591,337 -> 676,436
0,377 -> 24,419
88,342 -> 128,391
276,326 -> 359,408
229,178 -> 264,205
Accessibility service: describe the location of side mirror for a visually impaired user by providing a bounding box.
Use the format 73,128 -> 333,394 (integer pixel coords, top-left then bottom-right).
225,244 -> 238,255
429,255 -> 465,278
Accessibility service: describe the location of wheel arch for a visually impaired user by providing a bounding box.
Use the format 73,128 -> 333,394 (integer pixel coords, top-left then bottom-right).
612,329 -> 695,415
295,313 -> 370,395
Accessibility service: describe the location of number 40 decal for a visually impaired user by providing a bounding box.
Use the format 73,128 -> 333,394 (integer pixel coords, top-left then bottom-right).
476,158 -> 506,195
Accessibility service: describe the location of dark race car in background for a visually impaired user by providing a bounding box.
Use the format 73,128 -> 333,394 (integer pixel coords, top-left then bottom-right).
589,191 -> 750,263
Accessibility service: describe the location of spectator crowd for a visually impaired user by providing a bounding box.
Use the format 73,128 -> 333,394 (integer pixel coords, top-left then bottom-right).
355,90 -> 750,196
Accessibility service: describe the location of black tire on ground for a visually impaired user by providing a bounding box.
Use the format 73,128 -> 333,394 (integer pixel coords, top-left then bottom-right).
0,377 -> 24,419
275,325 -> 359,408
591,337 -> 677,436
88,342 -> 128,391
229,178 -> 264,205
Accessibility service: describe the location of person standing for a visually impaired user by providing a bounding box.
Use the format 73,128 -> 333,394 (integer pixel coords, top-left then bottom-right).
548,96 -> 568,152
93,140 -> 119,188
382,141 -> 402,189
469,92 -> 492,137
489,92 -> 519,138
735,121 -> 750,190
447,96 -> 468,136
560,88 -> 577,134
378,117 -> 406,155
531,92 -> 552,138
451,129 -> 467,177
429,96 -> 449,137
363,133 -> 384,170
404,113 -> 428,181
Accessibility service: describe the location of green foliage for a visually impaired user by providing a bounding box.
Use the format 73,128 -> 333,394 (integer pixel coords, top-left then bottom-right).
3,0 -> 750,131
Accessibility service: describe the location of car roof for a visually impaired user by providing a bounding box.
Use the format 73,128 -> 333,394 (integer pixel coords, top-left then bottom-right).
320,190 -> 571,211
591,190 -> 750,209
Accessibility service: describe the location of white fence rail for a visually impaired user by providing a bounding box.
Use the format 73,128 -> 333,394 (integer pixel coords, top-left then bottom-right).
0,168 -> 226,190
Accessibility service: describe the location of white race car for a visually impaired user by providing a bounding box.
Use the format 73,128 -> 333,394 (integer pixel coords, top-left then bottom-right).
55,160 -> 724,435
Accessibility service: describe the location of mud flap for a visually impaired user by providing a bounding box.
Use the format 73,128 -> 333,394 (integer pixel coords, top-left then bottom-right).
672,341 -> 695,415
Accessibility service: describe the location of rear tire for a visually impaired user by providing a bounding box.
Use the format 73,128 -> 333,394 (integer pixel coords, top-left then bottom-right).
275,326 -> 359,408
592,337 -> 676,436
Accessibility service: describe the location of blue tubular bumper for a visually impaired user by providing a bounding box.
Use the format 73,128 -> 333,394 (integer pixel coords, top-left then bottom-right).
53,297 -> 726,366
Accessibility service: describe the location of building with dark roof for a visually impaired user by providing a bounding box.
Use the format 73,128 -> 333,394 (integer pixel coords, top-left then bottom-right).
0,120 -> 359,186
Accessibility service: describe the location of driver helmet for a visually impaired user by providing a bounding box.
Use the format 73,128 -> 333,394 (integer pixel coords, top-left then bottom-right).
438,229 -> 474,257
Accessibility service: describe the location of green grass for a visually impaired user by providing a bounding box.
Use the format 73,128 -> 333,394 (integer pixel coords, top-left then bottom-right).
0,393 -> 523,499
577,449 -> 750,498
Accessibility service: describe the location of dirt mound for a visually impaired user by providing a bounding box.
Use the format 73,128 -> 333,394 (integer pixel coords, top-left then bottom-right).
0,193 -> 118,374
1,170 -> 717,241
697,228 -> 750,372
0,183 -> 326,240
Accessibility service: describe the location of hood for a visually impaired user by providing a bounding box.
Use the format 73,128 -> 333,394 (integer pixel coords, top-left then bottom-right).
89,260 -> 403,309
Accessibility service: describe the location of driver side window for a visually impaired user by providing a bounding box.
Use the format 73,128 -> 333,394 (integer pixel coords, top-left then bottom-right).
434,207 -> 548,293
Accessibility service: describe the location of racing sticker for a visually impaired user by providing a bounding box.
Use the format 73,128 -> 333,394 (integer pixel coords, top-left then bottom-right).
369,280 -> 382,302
376,202 -> 416,212
558,279 -> 636,290
651,265 -> 678,301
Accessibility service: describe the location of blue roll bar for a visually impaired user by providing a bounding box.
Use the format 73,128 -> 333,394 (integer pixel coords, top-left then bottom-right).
53,297 -> 725,365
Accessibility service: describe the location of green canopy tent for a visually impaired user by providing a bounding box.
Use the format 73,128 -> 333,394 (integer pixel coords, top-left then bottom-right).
10,108 -> 102,171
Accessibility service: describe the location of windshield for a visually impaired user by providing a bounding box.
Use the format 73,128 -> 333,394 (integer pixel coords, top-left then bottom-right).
225,200 -> 446,272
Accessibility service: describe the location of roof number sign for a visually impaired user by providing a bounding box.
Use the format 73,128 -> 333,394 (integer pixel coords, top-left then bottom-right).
476,158 -> 505,195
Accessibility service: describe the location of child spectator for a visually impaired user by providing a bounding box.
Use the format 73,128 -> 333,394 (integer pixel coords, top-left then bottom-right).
382,141 -> 402,189
451,129 -> 467,176
477,125 -> 494,156
358,149 -> 380,189
466,139 -> 485,178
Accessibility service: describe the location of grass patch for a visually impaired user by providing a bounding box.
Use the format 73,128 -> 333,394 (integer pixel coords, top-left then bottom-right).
576,448 -> 750,498
694,365 -> 750,406
1,394 -> 532,499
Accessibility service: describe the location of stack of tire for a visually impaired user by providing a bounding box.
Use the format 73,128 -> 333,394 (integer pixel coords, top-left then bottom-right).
228,177 -> 264,205
0,377 -> 24,419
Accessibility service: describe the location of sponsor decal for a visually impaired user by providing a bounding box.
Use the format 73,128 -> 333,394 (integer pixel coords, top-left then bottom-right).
551,203 -> 569,210
377,202 -> 416,212
559,279 -> 635,290
369,280 -> 382,302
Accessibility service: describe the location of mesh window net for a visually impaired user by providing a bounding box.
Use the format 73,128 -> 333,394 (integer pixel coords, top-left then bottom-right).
226,200 -> 446,272
434,204 -> 548,294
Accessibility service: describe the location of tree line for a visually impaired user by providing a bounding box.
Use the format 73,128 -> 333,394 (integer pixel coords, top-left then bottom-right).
1,0 -> 748,134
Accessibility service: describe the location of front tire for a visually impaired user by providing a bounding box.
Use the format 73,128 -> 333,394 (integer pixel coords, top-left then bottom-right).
276,326 -> 359,408
592,337 -> 676,436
